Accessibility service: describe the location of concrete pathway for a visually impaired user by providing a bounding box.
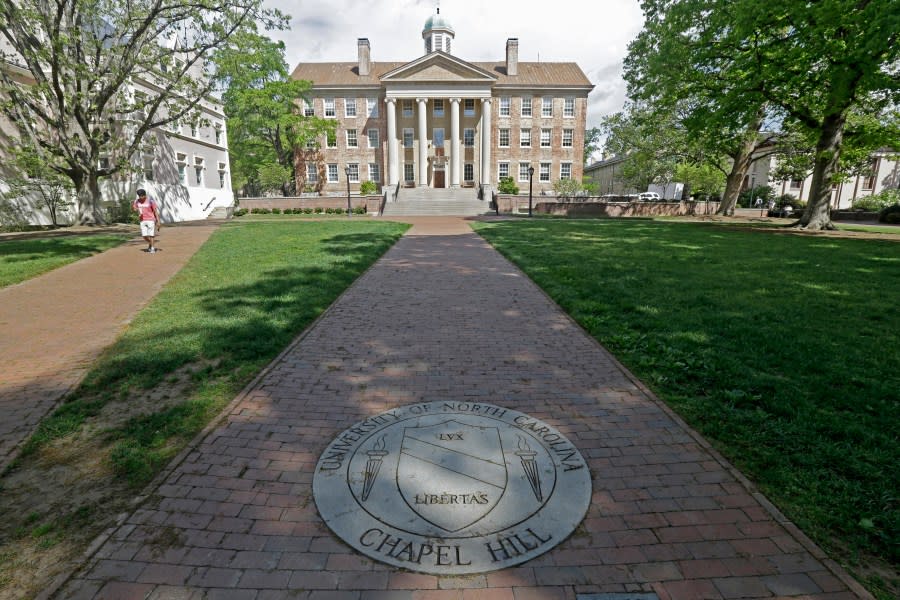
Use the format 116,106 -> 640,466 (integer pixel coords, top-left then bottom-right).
54,217 -> 866,599
0,223 -> 219,472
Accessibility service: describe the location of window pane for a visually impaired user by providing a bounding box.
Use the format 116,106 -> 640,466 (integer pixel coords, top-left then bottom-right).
500,97 -> 510,116
347,129 -> 358,147
521,97 -> 532,117
464,128 -> 475,147
464,163 -> 474,181
542,97 -> 552,117
564,97 -> 575,117
345,98 -> 357,117
519,162 -> 530,182
520,128 -> 530,147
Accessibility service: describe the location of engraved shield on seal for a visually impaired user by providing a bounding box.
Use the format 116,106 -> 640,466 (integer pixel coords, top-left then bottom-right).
397,420 -> 507,532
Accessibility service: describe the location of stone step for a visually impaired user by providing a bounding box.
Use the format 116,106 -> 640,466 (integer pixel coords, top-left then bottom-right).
382,188 -> 489,216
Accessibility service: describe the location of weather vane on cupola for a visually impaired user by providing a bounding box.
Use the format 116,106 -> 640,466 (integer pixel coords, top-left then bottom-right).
423,0 -> 454,54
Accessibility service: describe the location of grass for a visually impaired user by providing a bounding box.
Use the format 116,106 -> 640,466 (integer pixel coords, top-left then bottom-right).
473,218 -> 899,596
19,220 -> 408,485
0,234 -> 131,287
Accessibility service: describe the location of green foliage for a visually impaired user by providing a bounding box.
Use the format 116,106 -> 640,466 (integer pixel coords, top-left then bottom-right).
233,208 -> 248,217
854,190 -> 900,212
353,206 -> 366,215
674,162 -> 726,198
257,163 -> 293,195
738,185 -> 775,208
584,127 -> 602,165
2,147 -> 74,226
553,178 -> 582,199
474,219 -> 900,585
878,205 -> 900,224
0,235 -> 130,288
498,177 -> 519,195
360,180 -> 378,195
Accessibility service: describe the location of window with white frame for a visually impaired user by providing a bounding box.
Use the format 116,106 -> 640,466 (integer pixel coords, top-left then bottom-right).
369,163 -> 380,182
542,97 -> 553,117
176,153 -> 187,184
326,131 -> 337,148
519,162 -> 531,182
562,129 -> 574,147
403,128 -> 414,148
303,100 -> 315,117
306,136 -> 317,149
464,128 -> 475,147
215,125 -> 223,145
218,162 -> 227,189
521,97 -> 532,117
539,162 -> 551,182
345,98 -> 357,117
190,123 -> 198,138
563,97 -> 575,118
499,128 -> 510,147
498,162 -> 509,180
347,163 -> 359,182
464,163 -> 474,182
194,157 -> 204,185
464,99 -> 475,116
307,163 -> 318,183
403,100 -> 413,117
499,96 -> 511,117
142,156 -> 154,181
560,162 -> 572,179
540,128 -> 551,147
367,97 -> 379,117
368,128 -> 379,149
433,99 -> 444,117
324,97 -> 335,117
346,129 -> 358,148
520,128 -> 531,148
404,163 -> 415,181
327,163 -> 339,182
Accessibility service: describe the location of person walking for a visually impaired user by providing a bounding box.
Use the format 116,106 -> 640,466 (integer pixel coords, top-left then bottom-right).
133,189 -> 161,253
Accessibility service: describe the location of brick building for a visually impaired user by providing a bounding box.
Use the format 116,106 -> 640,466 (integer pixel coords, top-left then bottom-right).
291,8 -> 593,201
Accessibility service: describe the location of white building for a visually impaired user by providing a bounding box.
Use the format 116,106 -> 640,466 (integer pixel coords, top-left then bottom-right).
0,33 -> 234,225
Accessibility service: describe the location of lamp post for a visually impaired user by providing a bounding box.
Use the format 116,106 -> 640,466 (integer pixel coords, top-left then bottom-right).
528,166 -> 535,217
344,166 -> 352,218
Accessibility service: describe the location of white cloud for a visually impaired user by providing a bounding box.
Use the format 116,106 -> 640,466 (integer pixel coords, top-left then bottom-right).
263,0 -> 644,127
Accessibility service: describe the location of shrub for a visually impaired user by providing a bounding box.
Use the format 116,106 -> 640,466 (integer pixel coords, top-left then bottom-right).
233,208 -> 248,217
853,189 -> 900,212
739,185 -> 775,208
878,204 -> 900,224
360,180 -> 378,195
353,206 -> 366,215
303,207 -> 313,214
314,207 -> 324,214
250,207 -> 271,214
553,178 -> 583,199
498,176 -> 519,195
270,208 -> 281,214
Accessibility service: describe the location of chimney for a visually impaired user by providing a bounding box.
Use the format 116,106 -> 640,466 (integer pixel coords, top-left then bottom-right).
357,38 -> 371,77
506,38 -> 518,76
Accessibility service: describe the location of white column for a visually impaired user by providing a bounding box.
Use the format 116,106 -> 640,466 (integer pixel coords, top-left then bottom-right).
450,98 -> 461,188
480,98 -> 492,185
417,97 -> 428,187
385,98 -> 399,186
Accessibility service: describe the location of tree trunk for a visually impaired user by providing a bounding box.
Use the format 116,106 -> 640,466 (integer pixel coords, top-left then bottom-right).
75,173 -> 106,225
716,118 -> 762,216
798,114 -> 845,230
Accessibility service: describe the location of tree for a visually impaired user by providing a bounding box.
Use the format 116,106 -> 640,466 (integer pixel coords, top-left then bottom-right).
3,146 -> 74,226
626,0 -> 900,229
583,127 -> 602,165
0,0 -> 285,224
212,31 -> 333,197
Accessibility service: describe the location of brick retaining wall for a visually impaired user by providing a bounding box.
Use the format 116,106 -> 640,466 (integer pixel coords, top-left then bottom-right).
495,195 -> 720,217
238,196 -> 381,213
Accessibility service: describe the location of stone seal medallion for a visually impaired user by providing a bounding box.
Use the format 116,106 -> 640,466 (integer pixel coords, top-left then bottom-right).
313,401 -> 591,574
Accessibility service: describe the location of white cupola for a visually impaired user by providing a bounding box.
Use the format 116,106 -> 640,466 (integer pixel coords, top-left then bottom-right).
422,5 -> 455,55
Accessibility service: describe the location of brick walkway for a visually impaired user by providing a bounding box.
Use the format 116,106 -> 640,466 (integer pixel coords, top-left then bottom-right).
0,223 -> 218,472
55,217 -> 866,600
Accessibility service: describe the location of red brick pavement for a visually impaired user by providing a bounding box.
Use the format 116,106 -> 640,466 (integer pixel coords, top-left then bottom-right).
0,223 -> 218,472
53,217 -> 868,599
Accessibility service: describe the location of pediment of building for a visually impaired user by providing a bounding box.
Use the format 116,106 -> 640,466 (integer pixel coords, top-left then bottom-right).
381,52 -> 496,83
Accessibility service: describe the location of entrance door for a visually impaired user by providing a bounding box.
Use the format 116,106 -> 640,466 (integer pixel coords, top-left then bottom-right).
434,169 -> 445,188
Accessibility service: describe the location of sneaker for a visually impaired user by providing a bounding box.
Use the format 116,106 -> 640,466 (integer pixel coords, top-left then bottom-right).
149,248 -> 157,254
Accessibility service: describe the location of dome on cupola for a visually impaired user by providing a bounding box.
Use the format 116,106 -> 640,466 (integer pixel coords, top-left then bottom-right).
422,5 -> 455,54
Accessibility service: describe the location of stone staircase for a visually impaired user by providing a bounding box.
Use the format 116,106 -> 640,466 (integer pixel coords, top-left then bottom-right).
381,187 -> 491,216
206,206 -> 233,220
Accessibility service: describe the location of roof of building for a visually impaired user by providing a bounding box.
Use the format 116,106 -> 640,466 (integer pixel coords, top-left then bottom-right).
290,61 -> 593,89
424,12 -> 454,33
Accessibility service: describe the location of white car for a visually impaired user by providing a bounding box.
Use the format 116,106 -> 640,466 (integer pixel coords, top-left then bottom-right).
638,192 -> 661,201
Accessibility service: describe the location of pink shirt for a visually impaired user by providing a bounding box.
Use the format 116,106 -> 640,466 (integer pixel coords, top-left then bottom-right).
133,198 -> 158,221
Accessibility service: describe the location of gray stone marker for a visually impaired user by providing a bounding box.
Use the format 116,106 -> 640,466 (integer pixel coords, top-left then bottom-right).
313,401 -> 592,575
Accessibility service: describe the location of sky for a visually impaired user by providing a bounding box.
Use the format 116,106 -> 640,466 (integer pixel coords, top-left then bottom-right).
262,0 -> 646,129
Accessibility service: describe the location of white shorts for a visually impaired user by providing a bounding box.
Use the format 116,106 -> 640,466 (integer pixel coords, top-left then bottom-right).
140,220 -> 156,237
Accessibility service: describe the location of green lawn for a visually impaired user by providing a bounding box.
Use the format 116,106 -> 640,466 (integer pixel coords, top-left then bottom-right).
473,218 -> 899,595
21,220 -> 409,484
0,234 -> 131,287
